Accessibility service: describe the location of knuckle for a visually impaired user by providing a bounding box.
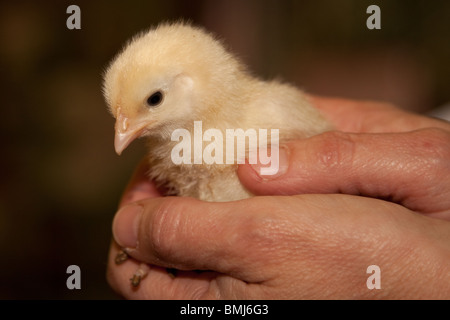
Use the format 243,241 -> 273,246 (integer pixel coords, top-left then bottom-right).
235,198 -> 297,258
144,198 -> 185,260
415,128 -> 450,172
421,128 -> 450,154
315,131 -> 357,170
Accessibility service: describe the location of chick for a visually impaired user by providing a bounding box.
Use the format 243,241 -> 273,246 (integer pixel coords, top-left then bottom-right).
104,22 -> 332,286
104,22 -> 332,202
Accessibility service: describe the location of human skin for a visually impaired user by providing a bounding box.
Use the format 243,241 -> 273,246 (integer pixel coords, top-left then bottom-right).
106,96 -> 450,299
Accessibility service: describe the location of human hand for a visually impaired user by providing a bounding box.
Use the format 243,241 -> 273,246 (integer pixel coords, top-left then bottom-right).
239,96 -> 450,220
107,97 -> 450,299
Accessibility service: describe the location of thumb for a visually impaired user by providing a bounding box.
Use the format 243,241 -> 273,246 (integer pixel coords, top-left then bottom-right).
237,129 -> 450,215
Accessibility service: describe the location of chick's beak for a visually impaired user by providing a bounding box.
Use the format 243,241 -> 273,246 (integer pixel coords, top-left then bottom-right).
114,112 -> 149,155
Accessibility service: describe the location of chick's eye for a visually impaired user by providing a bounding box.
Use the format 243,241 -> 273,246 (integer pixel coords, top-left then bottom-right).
147,91 -> 163,107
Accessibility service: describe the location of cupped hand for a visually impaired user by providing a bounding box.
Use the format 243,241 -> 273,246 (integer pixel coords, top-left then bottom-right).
239,96 -> 450,220
107,96 -> 450,299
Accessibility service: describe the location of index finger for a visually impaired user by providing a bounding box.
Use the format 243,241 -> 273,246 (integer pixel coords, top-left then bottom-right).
308,95 -> 450,133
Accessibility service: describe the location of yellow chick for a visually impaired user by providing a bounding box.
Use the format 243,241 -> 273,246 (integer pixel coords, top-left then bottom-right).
104,21 -> 333,287
103,22 -> 331,202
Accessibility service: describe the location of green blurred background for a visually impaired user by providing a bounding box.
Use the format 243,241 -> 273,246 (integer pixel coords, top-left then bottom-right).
0,0 -> 448,299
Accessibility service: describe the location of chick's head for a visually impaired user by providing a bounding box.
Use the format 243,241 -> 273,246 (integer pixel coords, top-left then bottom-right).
103,22 -> 244,155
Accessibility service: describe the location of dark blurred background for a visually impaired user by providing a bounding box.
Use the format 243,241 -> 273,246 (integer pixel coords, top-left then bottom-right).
0,0 -> 448,299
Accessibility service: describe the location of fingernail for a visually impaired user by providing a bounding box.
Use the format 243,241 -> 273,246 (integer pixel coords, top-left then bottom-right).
112,204 -> 143,248
250,145 -> 289,179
